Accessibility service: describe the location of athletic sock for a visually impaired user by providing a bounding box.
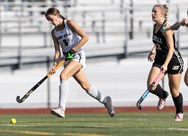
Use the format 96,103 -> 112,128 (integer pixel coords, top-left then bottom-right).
150,84 -> 167,99
173,93 -> 183,114
59,80 -> 69,111
86,85 -> 106,104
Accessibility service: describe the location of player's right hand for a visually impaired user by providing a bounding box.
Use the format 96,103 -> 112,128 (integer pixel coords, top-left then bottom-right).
148,51 -> 155,62
50,65 -> 57,75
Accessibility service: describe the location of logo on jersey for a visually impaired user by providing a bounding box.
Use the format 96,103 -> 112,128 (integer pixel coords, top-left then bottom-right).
64,32 -> 71,37
153,35 -> 162,44
57,32 -> 71,40
57,35 -> 63,40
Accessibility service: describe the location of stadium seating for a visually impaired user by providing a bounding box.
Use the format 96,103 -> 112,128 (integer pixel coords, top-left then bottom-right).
0,0 -> 188,67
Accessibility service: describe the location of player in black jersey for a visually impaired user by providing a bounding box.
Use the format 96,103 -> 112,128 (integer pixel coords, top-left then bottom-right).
174,18 -> 188,87
178,18 -> 188,87
178,18 -> 188,86
185,65 -> 188,86
147,4 -> 184,121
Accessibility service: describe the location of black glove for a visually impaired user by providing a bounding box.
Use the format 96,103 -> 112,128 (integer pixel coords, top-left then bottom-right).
65,49 -> 75,60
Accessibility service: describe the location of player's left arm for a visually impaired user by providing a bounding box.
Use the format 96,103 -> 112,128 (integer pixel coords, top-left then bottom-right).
67,20 -> 89,51
162,27 -> 174,71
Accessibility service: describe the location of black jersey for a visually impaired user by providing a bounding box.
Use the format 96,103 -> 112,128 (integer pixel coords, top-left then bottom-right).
152,21 -> 184,74
152,21 -> 177,55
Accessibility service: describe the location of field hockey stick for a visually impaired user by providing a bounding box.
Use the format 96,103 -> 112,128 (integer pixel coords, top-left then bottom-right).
16,59 -> 65,103
136,70 -> 165,110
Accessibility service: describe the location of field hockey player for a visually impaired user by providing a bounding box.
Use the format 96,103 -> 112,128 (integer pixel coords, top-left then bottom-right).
44,7 -> 115,118
147,4 -> 184,121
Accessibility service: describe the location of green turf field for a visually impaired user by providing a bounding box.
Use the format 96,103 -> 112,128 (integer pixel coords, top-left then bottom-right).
0,112 -> 187,136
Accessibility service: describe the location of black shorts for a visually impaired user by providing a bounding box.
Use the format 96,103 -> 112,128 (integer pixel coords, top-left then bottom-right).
153,51 -> 184,74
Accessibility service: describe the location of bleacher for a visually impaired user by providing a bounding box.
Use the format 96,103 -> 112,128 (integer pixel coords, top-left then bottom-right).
0,0 -> 188,68
1,0 -> 188,109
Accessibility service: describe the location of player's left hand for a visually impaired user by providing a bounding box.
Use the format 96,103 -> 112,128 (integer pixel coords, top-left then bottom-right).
161,64 -> 167,72
65,49 -> 75,60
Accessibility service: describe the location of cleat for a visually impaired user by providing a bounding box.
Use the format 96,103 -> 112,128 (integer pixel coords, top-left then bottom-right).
174,113 -> 184,121
104,96 -> 115,117
51,107 -> 65,118
157,91 -> 168,110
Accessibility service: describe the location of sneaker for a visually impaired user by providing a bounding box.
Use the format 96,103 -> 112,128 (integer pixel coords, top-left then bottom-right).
174,113 -> 184,121
157,91 -> 169,110
104,96 -> 115,117
51,107 -> 65,118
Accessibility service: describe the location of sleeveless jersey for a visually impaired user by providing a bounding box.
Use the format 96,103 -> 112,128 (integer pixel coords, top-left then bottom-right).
152,21 -> 184,74
53,20 -> 81,53
152,21 -> 177,56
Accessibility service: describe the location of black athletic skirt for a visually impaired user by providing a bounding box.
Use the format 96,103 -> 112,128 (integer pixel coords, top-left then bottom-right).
153,50 -> 184,74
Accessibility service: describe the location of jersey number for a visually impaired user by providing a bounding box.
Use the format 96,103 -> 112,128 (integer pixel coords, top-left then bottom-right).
63,39 -> 68,46
156,44 -> 162,50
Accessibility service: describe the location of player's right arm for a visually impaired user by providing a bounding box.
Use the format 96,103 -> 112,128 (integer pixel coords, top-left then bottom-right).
148,45 -> 156,62
50,30 -> 61,74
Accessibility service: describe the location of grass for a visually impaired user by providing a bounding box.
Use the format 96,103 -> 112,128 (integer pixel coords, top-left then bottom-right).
0,112 -> 188,136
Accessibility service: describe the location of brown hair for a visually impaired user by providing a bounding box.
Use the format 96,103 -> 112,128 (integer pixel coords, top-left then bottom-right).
153,4 -> 168,21
45,7 -> 66,19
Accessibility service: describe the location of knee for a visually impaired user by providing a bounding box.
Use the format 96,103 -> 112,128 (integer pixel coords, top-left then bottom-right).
147,81 -> 157,91
60,74 -> 68,80
151,85 -> 158,91
170,90 -> 179,97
